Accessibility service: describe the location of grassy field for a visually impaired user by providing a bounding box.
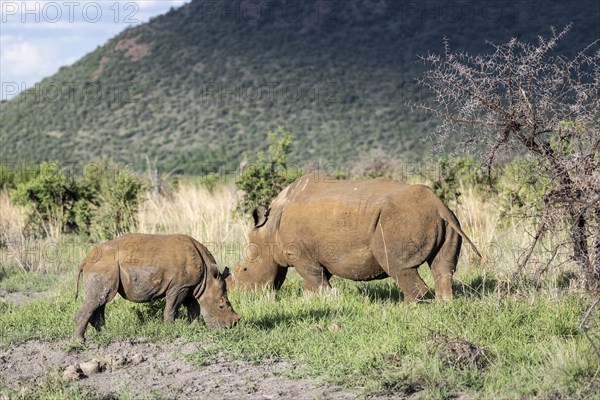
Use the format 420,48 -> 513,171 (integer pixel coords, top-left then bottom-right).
0,183 -> 598,399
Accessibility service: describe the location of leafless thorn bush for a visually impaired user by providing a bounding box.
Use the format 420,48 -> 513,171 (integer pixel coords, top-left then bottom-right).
413,25 -> 600,291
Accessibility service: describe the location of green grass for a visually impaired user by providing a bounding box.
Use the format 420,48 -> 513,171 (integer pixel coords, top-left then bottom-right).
0,266 -> 597,399
0,267 -> 62,294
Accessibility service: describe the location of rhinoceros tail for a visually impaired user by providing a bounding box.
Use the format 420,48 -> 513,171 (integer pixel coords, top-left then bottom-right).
444,216 -> 482,258
74,260 -> 85,300
437,204 -> 482,258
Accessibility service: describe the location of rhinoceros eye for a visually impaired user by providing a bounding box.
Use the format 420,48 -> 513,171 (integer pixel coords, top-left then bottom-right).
243,267 -> 248,271
219,303 -> 225,309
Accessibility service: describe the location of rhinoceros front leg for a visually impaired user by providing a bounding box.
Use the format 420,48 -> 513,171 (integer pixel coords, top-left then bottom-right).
294,261 -> 333,293
183,297 -> 200,323
163,289 -> 191,323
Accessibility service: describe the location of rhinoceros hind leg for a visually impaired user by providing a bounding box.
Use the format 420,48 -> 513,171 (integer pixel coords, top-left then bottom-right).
90,304 -> 106,331
183,297 -> 200,323
74,306 -> 95,342
394,268 -> 429,303
428,230 -> 461,302
74,274 -> 118,341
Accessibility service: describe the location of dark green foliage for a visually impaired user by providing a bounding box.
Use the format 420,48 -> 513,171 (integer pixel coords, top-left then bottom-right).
235,127 -> 301,214
0,163 -> 43,190
495,158 -> 552,217
10,160 -> 143,239
89,172 -> 143,241
422,156 -> 492,204
11,162 -> 82,236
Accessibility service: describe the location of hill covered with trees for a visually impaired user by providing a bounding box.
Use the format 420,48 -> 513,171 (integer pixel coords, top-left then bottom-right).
1,0 -> 598,173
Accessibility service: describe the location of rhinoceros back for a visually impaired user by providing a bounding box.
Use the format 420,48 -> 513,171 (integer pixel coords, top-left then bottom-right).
90,234 -> 205,303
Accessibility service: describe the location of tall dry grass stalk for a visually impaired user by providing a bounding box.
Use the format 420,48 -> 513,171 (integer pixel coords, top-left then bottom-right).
0,191 -> 25,236
0,190 -> 30,271
0,191 -> 69,273
137,184 -> 251,266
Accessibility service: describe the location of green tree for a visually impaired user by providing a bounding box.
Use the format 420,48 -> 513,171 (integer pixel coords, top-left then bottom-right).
12,162 -> 76,238
11,159 -> 144,240
235,127 -> 301,215
90,171 -> 143,241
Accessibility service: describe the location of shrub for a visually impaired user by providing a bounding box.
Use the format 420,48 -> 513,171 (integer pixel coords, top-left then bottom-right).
422,155 -> 493,204
10,159 -> 144,240
90,171 -> 143,241
200,173 -> 219,193
235,127 -> 301,215
11,162 -> 78,238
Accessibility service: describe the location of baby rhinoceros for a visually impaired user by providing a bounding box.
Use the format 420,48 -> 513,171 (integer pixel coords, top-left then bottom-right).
74,233 -> 240,342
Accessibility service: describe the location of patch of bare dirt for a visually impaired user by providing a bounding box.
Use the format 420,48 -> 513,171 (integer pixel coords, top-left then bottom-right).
429,332 -> 490,371
93,31 -> 150,79
92,55 -> 111,80
115,35 -> 151,61
0,339 -> 386,399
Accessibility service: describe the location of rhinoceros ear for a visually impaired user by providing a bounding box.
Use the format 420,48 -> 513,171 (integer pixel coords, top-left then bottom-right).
252,205 -> 268,228
221,267 -> 231,280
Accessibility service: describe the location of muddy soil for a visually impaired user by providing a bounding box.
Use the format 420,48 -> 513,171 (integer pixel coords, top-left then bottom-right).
0,339 -> 406,399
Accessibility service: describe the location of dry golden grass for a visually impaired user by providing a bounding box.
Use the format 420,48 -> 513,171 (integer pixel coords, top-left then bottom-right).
137,184 -> 251,266
0,191 -> 25,235
453,183 -> 576,288
0,191 -> 70,273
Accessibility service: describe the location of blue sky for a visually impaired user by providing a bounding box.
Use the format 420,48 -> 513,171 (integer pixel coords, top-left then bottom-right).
0,0 -> 191,100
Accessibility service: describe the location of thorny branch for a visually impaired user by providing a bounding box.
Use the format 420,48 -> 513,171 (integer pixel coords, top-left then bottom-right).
413,24 -> 600,291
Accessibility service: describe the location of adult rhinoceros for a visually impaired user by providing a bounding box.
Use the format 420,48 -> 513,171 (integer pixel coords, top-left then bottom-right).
74,234 -> 240,342
228,173 -> 480,302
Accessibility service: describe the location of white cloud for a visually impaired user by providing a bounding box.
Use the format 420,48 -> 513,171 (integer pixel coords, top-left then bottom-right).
1,38 -> 53,77
136,1 -> 190,11
0,0 -> 192,99
0,35 -> 82,99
